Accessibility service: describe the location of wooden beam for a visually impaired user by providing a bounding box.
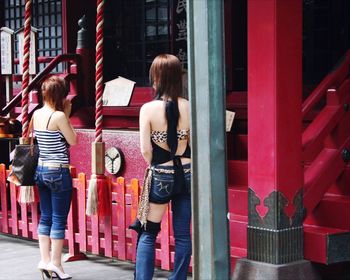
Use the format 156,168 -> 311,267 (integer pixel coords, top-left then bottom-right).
188,0 -> 230,279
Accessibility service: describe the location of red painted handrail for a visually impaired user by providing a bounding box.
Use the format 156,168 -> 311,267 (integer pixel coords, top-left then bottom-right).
302,50 -> 350,215
302,50 -> 350,118
1,53 -> 81,116
13,56 -> 55,64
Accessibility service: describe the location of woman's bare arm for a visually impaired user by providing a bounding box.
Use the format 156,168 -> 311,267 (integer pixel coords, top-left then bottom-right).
139,104 -> 152,164
56,111 -> 77,145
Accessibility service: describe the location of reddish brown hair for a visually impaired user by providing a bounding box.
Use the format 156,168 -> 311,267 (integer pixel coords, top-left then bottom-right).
149,54 -> 183,100
41,76 -> 68,111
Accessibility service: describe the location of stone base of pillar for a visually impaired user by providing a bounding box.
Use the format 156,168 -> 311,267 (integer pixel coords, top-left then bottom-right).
232,258 -> 321,280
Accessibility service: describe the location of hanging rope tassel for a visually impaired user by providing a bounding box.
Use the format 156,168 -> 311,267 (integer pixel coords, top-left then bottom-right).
86,175 -> 98,216
97,175 -> 110,216
17,0 -> 36,204
86,173 -> 110,216
17,185 -> 39,204
86,143 -> 111,216
86,0 -> 110,216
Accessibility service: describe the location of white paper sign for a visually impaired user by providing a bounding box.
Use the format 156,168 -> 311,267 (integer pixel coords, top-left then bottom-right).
102,76 -> 136,106
0,28 -> 14,75
226,110 -> 235,132
18,30 -> 37,75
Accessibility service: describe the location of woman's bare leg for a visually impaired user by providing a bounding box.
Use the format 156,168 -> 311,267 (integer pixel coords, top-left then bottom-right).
39,235 -> 51,264
51,238 -> 65,271
147,203 -> 168,222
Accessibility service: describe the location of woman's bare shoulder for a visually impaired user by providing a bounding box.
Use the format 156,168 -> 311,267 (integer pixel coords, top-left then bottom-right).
141,100 -> 163,110
178,97 -> 189,106
178,98 -> 190,111
52,110 -> 66,120
48,111 -> 66,127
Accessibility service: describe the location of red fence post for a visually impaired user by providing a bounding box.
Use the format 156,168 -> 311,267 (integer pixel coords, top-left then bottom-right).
160,206 -> 171,270
116,177 -> 126,260
77,173 -> 87,252
30,196 -> 39,240
64,178 -> 87,262
0,164 -> 9,233
20,203 -> 29,237
10,182 -> 18,235
0,167 -> 177,271
66,186 -> 76,254
129,178 -> 139,262
103,177 -> 113,258
89,177 -> 100,254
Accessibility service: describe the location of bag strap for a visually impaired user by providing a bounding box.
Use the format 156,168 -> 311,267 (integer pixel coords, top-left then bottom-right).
27,114 -> 35,146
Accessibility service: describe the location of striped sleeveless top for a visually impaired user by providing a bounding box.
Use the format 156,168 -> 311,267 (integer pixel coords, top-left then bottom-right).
34,111 -> 69,164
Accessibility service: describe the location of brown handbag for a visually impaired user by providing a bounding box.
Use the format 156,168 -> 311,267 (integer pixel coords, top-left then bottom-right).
7,117 -> 39,186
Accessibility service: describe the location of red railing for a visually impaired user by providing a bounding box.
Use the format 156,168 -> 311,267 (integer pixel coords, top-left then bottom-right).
10,57 -> 55,82
302,50 -> 350,118
14,56 -> 55,64
302,50 -> 350,215
0,164 -> 179,270
1,54 -> 81,116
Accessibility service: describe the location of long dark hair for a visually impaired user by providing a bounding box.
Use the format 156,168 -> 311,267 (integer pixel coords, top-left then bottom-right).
149,54 -> 183,155
149,54 -> 183,101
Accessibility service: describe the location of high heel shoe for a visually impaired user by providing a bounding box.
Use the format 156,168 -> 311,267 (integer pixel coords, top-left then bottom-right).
38,261 -> 54,279
47,262 -> 72,280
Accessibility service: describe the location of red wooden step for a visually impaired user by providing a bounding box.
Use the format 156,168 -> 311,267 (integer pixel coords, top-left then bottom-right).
304,194 -> 350,231
303,148 -> 345,214
326,164 -> 350,196
226,133 -> 235,160
227,160 -> 248,186
231,246 -> 247,259
230,247 -> 247,273
226,91 -> 247,120
228,187 -> 248,216
228,213 -> 247,271
229,214 -> 247,249
303,104 -> 350,165
302,105 -> 343,162
227,134 -> 247,160
304,225 -> 350,264
69,106 -> 94,128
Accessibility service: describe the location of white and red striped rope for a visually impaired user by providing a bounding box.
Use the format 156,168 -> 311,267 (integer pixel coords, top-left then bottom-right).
95,0 -> 104,142
21,0 -> 32,137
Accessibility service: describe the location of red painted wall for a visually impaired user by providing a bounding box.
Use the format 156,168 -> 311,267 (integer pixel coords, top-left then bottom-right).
70,129 -> 147,181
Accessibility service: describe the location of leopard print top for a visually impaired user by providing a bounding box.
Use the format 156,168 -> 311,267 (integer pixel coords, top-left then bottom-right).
151,129 -> 189,143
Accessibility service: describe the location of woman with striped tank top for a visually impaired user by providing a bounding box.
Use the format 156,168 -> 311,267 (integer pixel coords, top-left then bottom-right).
33,76 -> 77,279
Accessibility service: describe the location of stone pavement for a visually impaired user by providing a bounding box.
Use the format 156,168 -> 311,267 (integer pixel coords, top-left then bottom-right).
0,234 -> 189,280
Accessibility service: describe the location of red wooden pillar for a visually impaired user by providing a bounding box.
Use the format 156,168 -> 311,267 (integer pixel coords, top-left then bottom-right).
233,0 -> 319,279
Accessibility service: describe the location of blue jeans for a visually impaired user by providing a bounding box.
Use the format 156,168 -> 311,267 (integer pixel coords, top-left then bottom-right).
136,164 -> 192,280
35,165 -> 72,239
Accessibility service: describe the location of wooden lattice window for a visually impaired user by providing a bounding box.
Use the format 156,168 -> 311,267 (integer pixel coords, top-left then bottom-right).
3,0 -> 63,73
105,0 -> 171,86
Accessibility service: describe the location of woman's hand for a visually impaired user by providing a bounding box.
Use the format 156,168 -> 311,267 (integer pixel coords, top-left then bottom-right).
63,99 -> 72,117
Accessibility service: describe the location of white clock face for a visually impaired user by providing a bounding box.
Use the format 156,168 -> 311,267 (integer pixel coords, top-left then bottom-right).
105,147 -> 122,175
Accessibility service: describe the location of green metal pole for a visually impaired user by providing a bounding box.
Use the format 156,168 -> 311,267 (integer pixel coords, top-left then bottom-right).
187,0 -> 230,279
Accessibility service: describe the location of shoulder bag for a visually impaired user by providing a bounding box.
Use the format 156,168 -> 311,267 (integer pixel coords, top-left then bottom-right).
7,116 -> 39,186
